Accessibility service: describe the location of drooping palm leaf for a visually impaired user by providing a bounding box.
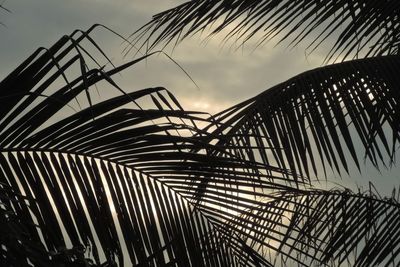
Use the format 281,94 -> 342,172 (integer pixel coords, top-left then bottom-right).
2,24 -> 400,267
224,188 -> 400,266
0,25 -> 292,266
131,0 -> 400,61
204,55 -> 400,181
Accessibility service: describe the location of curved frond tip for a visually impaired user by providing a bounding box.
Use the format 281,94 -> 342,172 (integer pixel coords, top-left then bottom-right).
132,0 -> 400,61
208,55 -> 400,180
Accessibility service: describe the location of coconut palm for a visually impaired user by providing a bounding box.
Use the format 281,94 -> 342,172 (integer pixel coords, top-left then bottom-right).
1,1 -> 400,267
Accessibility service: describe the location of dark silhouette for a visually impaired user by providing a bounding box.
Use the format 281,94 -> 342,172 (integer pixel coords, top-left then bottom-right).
1,1 -> 400,266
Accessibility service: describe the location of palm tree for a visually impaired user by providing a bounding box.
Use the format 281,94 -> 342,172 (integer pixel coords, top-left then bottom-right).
1,1 -> 400,266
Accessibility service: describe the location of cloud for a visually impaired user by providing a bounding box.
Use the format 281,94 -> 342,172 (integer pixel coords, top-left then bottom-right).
0,0 -> 325,112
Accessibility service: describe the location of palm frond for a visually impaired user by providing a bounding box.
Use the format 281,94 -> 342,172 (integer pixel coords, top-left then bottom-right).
1,24 -> 400,267
205,55 -> 400,180
0,25 -> 291,266
0,182 -> 52,266
131,0 -> 400,61
224,188 -> 400,266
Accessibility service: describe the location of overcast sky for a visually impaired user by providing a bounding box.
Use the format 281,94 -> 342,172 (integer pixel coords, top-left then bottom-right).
1,0 -> 399,195
0,0 -> 329,113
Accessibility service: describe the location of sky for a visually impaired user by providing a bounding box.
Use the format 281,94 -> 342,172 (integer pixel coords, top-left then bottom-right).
0,0 -> 399,195
0,0 -> 328,113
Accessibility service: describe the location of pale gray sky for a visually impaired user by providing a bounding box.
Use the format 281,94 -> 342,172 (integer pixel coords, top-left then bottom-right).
0,0 -> 326,113
1,0 -> 399,195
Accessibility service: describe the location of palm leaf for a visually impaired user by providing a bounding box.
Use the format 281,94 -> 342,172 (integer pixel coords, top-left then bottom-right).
204,55 -> 400,180
0,182 -> 53,266
1,24 -> 400,267
225,188 -> 400,266
131,0 -> 400,61
0,25 -> 291,266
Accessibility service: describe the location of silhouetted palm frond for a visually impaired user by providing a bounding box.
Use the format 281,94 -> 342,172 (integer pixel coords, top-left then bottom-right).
206,55 -> 400,180
0,25 -> 289,266
131,0 -> 400,61
1,24 -> 400,266
0,182 -> 52,266
226,188 -> 400,266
